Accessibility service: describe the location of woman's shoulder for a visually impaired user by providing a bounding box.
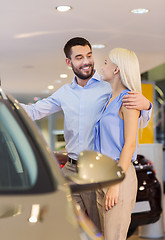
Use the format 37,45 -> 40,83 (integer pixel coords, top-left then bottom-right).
121,89 -> 130,96
117,89 -> 130,103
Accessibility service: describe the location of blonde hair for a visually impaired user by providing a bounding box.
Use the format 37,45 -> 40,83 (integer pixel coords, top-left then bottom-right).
109,48 -> 141,92
109,48 -> 143,131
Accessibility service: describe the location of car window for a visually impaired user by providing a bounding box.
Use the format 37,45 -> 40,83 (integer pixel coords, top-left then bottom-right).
0,103 -> 37,191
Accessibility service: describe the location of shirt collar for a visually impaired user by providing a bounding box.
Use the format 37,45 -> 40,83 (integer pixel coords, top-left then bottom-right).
70,70 -> 101,88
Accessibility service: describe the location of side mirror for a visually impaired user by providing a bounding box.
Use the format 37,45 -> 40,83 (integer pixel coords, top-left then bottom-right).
67,150 -> 125,193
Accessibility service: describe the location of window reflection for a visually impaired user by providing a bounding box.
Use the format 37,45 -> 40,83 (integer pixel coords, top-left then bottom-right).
0,103 -> 37,191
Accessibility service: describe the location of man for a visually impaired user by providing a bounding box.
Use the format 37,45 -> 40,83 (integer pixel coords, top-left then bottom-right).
21,37 -> 152,231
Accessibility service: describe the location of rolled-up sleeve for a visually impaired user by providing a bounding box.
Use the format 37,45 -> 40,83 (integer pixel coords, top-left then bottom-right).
141,103 -> 152,128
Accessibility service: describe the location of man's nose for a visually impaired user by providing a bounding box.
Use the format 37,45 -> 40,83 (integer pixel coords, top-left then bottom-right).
83,57 -> 90,64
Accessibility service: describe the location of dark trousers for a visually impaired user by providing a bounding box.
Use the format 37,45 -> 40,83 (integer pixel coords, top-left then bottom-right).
62,161 -> 101,232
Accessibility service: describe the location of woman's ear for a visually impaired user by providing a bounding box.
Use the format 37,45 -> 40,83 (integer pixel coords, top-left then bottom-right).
114,66 -> 120,75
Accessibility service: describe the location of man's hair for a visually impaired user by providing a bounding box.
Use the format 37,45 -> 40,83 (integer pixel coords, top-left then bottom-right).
64,37 -> 92,59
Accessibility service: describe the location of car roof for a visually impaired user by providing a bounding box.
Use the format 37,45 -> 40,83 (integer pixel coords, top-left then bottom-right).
0,87 -> 8,100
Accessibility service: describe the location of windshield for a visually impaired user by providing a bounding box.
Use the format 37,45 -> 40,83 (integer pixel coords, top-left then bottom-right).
0,102 -> 38,191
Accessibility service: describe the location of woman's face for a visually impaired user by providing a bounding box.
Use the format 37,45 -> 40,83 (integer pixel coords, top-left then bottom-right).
101,58 -> 116,82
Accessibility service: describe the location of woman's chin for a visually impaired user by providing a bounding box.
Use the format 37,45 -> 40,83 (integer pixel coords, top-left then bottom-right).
101,75 -> 109,82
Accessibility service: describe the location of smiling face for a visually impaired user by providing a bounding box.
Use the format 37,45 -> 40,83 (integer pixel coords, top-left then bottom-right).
66,45 -> 94,81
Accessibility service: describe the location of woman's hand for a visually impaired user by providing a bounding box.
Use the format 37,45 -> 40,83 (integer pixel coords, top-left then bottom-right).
105,183 -> 120,211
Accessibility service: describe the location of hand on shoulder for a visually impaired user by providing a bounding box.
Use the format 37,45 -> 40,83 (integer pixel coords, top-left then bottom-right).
122,91 -> 150,110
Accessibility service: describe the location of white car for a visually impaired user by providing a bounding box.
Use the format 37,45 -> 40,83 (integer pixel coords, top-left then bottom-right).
0,88 -> 124,240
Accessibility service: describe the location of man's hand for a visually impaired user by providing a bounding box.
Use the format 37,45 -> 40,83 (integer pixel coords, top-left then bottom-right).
105,184 -> 120,211
122,91 -> 150,110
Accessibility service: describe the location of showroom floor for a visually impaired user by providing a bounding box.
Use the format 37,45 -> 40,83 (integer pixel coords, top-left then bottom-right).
129,235 -> 165,240
129,194 -> 165,239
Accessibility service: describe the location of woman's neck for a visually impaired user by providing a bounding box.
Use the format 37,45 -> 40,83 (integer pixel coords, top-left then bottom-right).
110,78 -> 126,99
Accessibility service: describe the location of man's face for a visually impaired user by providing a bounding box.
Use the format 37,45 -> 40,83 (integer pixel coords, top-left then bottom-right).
66,45 -> 94,80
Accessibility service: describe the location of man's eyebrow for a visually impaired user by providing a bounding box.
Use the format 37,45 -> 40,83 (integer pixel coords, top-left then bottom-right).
75,51 -> 92,58
75,54 -> 83,58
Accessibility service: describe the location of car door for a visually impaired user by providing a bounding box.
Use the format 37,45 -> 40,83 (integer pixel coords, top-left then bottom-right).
0,101 -> 81,240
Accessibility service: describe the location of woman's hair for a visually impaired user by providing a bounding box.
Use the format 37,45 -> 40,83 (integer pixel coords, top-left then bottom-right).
109,48 -> 144,130
109,48 -> 141,92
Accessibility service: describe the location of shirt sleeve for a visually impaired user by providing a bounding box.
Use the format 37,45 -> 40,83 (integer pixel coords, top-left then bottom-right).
141,103 -> 152,128
21,89 -> 63,121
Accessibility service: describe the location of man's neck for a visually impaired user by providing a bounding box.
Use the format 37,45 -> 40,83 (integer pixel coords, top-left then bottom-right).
76,71 -> 95,87
76,78 -> 89,87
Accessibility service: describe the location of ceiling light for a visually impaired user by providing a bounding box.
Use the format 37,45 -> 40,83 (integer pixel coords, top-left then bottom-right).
60,74 -> 68,78
92,44 -> 105,49
48,85 -> 54,90
56,6 -> 72,12
14,31 -> 53,39
130,8 -> 150,14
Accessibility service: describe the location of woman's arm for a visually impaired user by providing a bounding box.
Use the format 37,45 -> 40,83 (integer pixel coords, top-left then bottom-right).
118,106 -> 140,172
122,91 -> 152,128
105,107 -> 140,211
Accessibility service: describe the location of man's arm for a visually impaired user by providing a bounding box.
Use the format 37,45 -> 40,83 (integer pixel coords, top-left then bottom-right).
21,94 -> 62,121
122,91 -> 152,128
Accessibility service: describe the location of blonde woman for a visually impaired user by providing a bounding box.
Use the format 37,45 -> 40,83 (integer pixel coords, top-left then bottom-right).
94,48 -> 143,239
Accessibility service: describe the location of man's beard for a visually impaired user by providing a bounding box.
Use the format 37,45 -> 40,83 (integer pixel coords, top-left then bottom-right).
71,63 -> 94,80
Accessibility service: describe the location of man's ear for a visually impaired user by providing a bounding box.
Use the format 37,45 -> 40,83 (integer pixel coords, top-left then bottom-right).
66,58 -> 72,67
114,66 -> 120,75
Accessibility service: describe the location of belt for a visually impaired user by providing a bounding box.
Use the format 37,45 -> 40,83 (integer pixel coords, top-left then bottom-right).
68,157 -> 77,165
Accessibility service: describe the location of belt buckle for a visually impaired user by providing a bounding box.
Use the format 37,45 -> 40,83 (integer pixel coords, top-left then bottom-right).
68,157 -> 77,165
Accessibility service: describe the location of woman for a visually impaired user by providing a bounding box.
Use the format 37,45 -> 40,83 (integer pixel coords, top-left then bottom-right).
94,48 -> 142,240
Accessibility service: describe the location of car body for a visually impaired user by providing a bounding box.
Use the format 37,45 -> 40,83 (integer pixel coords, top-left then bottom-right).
0,88 -> 124,240
54,152 -> 162,238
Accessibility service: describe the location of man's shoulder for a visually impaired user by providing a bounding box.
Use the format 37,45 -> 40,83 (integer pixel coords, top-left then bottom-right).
100,79 -> 110,86
57,83 -> 71,91
50,84 -> 70,98
98,78 -> 111,90
92,71 -> 109,84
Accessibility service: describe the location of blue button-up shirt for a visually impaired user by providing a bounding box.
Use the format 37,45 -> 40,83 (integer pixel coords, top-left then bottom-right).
21,71 -> 152,160
21,72 -> 111,159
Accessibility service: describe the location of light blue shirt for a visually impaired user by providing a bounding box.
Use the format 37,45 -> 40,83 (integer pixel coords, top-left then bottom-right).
21,72 -> 152,160
94,89 -> 140,161
21,72 -> 111,160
